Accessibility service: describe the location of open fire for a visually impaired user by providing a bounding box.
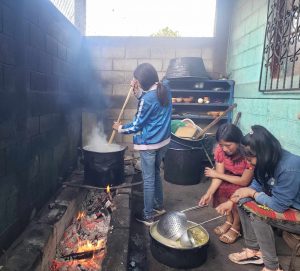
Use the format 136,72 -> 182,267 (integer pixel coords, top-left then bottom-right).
50,188 -> 115,271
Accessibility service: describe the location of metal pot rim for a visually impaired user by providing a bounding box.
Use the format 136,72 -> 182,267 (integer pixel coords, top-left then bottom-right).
149,220 -> 209,250
82,145 -> 127,154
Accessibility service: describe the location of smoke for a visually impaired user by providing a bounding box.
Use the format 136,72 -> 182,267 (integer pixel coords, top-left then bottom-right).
85,123 -> 122,152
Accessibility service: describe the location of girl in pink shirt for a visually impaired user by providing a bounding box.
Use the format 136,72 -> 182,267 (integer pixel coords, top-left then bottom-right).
199,123 -> 254,244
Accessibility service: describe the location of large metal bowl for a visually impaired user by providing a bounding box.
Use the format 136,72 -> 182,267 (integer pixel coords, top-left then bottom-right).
149,220 -> 210,269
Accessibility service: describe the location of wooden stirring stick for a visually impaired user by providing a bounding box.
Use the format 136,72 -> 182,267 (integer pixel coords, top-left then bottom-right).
108,87 -> 133,144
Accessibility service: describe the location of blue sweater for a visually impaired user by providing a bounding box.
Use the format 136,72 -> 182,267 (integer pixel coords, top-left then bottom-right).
119,80 -> 172,148
250,150 -> 300,212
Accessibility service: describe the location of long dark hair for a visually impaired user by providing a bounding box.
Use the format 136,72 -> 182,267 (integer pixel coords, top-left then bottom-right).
216,123 -> 243,143
133,63 -> 169,106
241,125 -> 282,182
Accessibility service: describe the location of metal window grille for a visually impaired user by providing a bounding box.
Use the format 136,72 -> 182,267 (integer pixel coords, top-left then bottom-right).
259,0 -> 300,92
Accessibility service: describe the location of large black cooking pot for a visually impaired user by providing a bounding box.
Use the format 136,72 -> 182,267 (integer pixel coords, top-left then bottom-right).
164,139 -> 205,185
82,146 -> 127,187
171,132 -> 216,156
149,221 -> 209,269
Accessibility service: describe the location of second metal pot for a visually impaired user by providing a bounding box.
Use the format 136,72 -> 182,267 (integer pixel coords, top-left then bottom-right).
149,221 -> 209,269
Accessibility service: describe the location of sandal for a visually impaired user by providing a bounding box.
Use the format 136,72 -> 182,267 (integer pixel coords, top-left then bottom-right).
219,227 -> 241,244
214,221 -> 232,235
229,248 -> 263,265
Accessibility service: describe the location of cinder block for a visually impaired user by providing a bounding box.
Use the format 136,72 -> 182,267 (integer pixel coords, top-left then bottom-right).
30,71 -> 46,91
46,76 -> 58,92
52,58 -> 63,75
137,59 -> 163,71
58,43 -> 67,60
0,148 -> 5,177
123,134 -> 133,143
28,155 -> 39,179
39,114 -> 53,133
38,52 -> 52,74
101,47 -> 125,58
0,34 -> 15,65
2,5 -> 14,37
124,71 -> 134,82
126,47 -> 150,58
3,65 -> 16,92
0,66 -> 3,91
0,6 -> 3,33
151,48 -> 175,59
93,58 -> 113,71
123,109 -> 136,119
46,35 -> 58,56
203,59 -> 213,72
202,47 -> 213,60
113,59 -> 137,71
98,71 -> 126,84
26,47 -> 39,71
113,84 -> 131,96
100,83 -> 113,95
88,46 -> 102,59
29,23 -> 44,49
175,48 -> 202,58
105,109 -> 121,119
163,59 -> 172,72
27,117 -> 39,137
23,1 -> 39,24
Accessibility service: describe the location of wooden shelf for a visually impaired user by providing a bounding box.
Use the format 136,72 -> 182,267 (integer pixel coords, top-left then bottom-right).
171,89 -> 230,94
172,114 -> 228,120
170,79 -> 234,124
172,103 -> 230,107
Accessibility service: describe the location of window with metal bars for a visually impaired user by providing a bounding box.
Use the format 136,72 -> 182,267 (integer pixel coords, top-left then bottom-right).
259,0 -> 300,92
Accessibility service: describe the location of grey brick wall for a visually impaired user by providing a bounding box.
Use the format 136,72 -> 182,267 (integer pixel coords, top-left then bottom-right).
85,37 -> 221,150
0,0 -> 85,251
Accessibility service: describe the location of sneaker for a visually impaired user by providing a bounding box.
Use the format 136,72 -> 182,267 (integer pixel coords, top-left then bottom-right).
135,212 -> 154,226
153,207 -> 166,216
229,248 -> 264,265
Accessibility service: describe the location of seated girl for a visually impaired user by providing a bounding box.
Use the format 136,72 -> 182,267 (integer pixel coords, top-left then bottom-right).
216,125 -> 300,271
199,123 -> 254,244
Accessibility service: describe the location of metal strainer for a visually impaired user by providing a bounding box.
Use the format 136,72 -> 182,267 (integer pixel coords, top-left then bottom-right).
156,211 -> 188,241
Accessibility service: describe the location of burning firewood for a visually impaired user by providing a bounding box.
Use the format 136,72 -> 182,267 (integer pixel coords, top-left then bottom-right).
61,247 -> 105,261
50,190 -> 112,271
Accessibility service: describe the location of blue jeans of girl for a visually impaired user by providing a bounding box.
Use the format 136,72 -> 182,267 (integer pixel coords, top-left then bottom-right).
238,205 -> 300,270
139,146 -> 168,219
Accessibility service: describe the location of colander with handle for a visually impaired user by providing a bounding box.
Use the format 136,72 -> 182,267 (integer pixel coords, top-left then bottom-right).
156,211 -> 188,241
156,205 -> 208,240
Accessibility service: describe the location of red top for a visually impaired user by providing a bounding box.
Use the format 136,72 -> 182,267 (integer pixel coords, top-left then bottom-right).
214,144 -> 253,176
213,144 -> 254,207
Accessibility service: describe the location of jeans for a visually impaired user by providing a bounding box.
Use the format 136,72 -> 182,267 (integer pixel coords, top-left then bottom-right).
139,146 -> 168,218
238,205 -> 300,270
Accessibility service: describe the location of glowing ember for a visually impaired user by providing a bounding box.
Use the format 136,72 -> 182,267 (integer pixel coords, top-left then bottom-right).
76,211 -> 85,221
50,191 -> 111,271
77,240 -> 104,253
106,185 -> 110,194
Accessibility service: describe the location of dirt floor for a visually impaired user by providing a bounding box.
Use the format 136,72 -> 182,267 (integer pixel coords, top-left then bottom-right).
127,171 -> 299,271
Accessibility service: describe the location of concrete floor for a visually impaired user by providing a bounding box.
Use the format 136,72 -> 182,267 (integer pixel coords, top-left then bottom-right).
128,171 -> 299,271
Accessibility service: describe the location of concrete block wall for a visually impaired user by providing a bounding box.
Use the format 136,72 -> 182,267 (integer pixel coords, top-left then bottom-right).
85,37 -> 218,150
227,0 -> 300,155
0,0 -> 85,251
